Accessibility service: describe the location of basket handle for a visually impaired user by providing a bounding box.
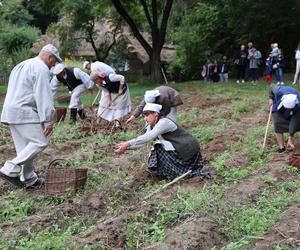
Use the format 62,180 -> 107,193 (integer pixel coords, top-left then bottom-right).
48,158 -> 65,168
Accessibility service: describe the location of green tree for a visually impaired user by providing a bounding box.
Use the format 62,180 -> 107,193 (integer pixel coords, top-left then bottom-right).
0,0 -> 40,72
0,25 -> 40,55
111,0 -> 174,82
49,0 -> 123,62
169,2 -> 219,80
223,0 -> 300,67
0,0 -> 33,27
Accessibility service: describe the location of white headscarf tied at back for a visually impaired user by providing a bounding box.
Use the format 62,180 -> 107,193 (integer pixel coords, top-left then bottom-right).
143,103 -> 162,113
144,90 -> 160,103
277,94 -> 299,110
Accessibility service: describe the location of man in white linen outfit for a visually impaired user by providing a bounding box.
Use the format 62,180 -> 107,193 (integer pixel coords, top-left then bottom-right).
51,63 -> 94,122
0,44 -> 62,188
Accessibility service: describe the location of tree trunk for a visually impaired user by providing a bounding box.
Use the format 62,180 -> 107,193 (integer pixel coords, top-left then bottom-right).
150,47 -> 162,82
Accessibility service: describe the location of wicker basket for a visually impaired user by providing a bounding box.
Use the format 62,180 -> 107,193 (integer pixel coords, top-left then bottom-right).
79,119 -> 97,133
288,154 -> 300,170
45,159 -> 88,196
53,107 -> 67,123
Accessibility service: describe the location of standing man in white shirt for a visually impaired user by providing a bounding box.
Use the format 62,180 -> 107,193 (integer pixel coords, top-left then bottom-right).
50,63 -> 94,122
83,61 -> 115,75
0,44 -> 62,188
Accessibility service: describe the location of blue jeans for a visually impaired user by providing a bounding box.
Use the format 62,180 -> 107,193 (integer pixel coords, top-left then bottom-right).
276,67 -> 283,82
219,73 -> 228,82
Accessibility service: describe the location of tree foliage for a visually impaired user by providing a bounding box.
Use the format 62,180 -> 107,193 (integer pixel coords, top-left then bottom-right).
168,2 -> 219,80
111,0 -> 174,82
168,0 -> 300,80
0,25 -> 40,55
0,0 -> 33,27
0,0 -> 40,73
49,0 -> 124,62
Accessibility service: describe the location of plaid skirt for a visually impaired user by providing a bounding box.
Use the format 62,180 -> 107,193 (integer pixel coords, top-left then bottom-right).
148,144 -> 211,180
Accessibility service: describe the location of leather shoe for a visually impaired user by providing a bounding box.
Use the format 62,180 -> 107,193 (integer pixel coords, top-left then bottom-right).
0,172 -> 24,188
26,178 -> 45,189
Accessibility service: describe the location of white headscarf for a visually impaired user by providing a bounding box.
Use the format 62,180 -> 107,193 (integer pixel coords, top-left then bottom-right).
278,94 -> 299,110
144,90 -> 160,103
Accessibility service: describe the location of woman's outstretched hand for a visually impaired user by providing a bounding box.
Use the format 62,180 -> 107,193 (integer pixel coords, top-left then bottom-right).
115,141 -> 130,155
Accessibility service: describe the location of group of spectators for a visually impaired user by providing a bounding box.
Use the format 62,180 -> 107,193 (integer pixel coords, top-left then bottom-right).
201,56 -> 230,83
202,42 -> 300,85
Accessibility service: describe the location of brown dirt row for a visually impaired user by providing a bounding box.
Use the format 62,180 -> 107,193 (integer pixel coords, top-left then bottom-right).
253,203 -> 300,249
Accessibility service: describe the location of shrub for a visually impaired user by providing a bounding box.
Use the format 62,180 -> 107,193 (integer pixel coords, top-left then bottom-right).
0,25 -> 40,55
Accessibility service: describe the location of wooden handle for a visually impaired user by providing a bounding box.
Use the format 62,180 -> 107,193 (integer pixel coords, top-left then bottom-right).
262,105 -> 273,151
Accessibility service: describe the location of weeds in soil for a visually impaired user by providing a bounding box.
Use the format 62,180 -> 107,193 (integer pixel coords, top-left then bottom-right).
124,177 -> 300,249
220,181 -> 300,249
189,125 -> 221,143
0,198 -> 35,223
260,175 -> 277,185
231,100 -> 254,121
0,217 -> 92,250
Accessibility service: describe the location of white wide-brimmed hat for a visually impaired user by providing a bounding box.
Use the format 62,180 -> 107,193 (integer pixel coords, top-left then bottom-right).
41,44 -> 62,62
278,94 -> 299,110
143,103 -> 162,113
144,90 -> 160,103
52,63 -> 65,75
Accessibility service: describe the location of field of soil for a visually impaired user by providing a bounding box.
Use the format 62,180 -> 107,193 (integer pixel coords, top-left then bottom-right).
0,82 -> 299,249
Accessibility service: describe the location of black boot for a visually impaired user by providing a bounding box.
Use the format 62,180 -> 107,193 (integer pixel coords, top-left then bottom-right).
78,109 -> 86,120
70,108 -> 77,123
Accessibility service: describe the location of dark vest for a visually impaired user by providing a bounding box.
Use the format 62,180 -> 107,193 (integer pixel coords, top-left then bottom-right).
161,120 -> 200,161
57,68 -> 83,91
102,75 -> 127,94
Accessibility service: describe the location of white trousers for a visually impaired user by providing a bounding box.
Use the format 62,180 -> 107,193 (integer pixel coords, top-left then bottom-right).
69,84 -> 87,109
0,124 -> 48,185
293,65 -> 300,83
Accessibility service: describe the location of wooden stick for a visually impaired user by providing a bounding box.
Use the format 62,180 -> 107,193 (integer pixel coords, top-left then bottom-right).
144,170 -> 192,200
262,105 -> 273,152
92,89 -> 101,106
98,95 -> 119,117
161,67 -> 168,85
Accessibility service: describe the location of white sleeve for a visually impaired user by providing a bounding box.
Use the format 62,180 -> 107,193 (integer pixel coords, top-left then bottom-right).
33,68 -> 55,123
50,76 -> 60,97
108,73 -> 125,85
296,50 -> 300,60
128,118 -> 177,149
74,68 -> 94,89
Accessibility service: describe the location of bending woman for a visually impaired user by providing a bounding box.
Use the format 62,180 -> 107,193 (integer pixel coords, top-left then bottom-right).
269,84 -> 300,153
116,103 -> 210,180
90,72 -> 131,128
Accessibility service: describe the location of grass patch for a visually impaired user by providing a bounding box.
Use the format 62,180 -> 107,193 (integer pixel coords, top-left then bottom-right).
0,198 -> 35,223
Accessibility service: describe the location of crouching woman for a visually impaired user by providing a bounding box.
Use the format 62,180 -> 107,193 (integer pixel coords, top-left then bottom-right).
115,103 -> 210,180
